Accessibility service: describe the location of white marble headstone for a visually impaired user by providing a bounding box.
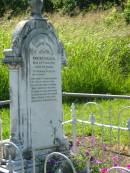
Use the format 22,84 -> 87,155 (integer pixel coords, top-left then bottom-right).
2,1 -> 68,172
3,4 -> 67,154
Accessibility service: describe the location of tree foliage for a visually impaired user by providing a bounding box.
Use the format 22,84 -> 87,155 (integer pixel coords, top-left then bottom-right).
0,0 -> 127,16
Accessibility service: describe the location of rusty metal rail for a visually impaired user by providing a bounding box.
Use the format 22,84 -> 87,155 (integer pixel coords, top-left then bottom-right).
63,92 -> 130,99
0,100 -> 10,107
1,92 -> 130,107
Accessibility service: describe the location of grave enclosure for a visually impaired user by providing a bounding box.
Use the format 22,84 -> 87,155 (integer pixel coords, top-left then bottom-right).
1,0 -> 69,172
1,1 -> 130,173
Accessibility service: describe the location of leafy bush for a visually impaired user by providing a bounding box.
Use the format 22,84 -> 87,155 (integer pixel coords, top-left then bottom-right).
62,0 -> 76,14
104,7 -> 125,26
51,0 -> 63,10
0,0 -> 28,16
0,0 -> 127,17
124,0 -> 130,23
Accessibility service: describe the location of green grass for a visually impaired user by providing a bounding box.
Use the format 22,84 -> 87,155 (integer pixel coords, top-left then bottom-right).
0,10 -> 130,100
0,10 -> 130,147
0,108 -> 10,139
1,99 -> 130,147
63,99 -> 130,145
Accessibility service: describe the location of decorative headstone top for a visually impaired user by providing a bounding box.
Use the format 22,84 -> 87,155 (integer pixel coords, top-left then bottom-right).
29,0 -> 43,16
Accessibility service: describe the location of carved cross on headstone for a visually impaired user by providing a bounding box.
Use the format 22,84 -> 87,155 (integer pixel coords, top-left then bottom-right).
28,0 -> 43,16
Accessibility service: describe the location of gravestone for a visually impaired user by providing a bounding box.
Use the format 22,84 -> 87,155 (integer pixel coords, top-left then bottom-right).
1,0 -> 69,172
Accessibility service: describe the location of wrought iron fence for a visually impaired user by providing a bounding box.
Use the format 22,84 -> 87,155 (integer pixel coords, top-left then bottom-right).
1,93 -> 130,172
62,102 -> 130,169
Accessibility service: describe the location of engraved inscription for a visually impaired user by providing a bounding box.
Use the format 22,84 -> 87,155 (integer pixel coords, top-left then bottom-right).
29,35 -> 58,102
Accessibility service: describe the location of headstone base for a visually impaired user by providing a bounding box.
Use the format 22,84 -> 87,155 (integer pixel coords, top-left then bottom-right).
0,139 -> 69,173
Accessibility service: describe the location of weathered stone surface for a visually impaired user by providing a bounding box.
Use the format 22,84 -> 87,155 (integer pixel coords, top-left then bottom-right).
2,0 -> 68,172
4,16 -> 67,150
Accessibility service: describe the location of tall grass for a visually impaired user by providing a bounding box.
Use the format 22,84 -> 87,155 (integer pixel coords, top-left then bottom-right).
0,24 -> 11,100
0,108 -> 10,139
51,10 -> 130,95
0,15 -> 25,100
0,10 -> 130,101
62,36 -> 130,94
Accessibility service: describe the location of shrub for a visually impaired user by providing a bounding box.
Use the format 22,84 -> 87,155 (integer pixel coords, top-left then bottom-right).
124,0 -> 130,23
0,0 -> 28,16
51,0 -> 63,10
104,7 -> 125,26
62,0 -> 76,14
0,0 -> 127,17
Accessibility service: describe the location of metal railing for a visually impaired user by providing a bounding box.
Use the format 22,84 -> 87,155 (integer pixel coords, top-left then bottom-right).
0,100 -> 10,107
1,92 -> 130,107
63,92 -> 130,99
0,141 -> 24,173
1,93 -> 130,172
44,152 -> 76,173
108,167 -> 130,172
62,102 -> 130,168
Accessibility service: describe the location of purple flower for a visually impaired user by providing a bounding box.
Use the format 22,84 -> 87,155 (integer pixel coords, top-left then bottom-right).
69,141 -> 73,149
121,170 -> 125,173
90,156 -> 96,163
99,168 -> 108,173
102,144 -> 107,151
96,159 -> 102,164
85,150 -> 90,156
127,164 -> 130,169
48,159 -> 56,165
111,156 -> 119,166
112,156 -> 119,162
76,139 -> 80,146
90,136 -> 95,145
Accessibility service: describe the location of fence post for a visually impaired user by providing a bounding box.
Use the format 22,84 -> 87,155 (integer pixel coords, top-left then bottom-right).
44,152 -> 77,173
0,117 -> 3,159
32,149 -> 36,173
126,118 -> 130,153
7,155 -> 14,173
0,141 -> 24,173
71,103 -> 77,153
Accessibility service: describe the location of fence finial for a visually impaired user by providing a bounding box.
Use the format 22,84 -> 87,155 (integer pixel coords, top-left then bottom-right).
126,118 -> 130,130
71,103 -> 77,153
89,112 -> 95,124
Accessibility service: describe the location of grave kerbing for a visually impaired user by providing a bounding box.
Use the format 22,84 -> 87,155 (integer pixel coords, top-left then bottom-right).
1,0 -> 69,172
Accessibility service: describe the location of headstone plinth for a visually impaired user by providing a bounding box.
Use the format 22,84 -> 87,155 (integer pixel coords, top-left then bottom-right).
1,0 -> 69,172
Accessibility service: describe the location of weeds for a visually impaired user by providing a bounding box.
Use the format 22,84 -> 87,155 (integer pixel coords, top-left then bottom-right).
0,10 -> 130,98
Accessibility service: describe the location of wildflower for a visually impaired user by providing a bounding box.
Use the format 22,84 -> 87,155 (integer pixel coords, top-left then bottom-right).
85,150 -> 90,156
69,140 -> 73,149
76,139 -> 80,146
121,170 -> 126,173
99,168 -> 108,173
112,156 -> 119,166
96,160 -> 102,164
90,156 -> 96,163
102,144 -> 107,151
112,156 -> 119,162
127,164 -> 130,169
90,136 -> 95,145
